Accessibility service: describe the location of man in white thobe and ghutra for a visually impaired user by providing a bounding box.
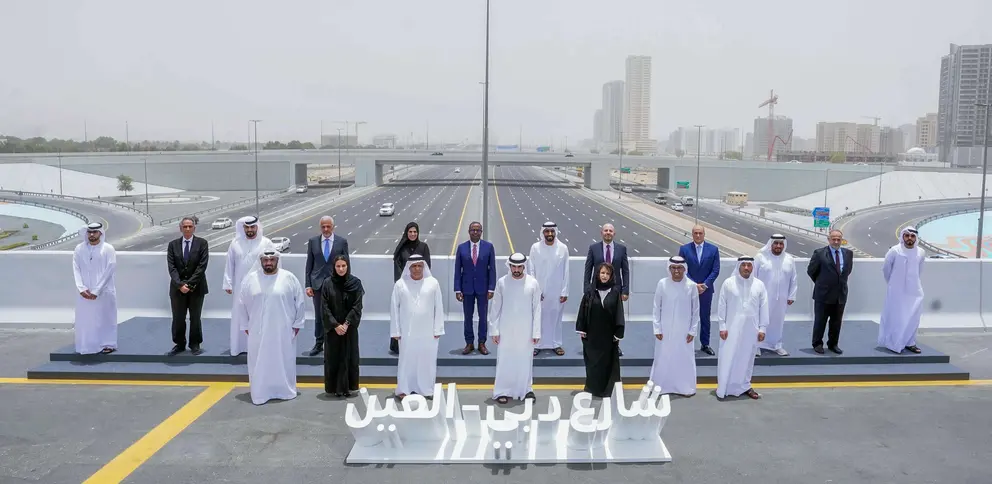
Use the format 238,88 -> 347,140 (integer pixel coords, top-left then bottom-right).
235,250 -> 306,405
649,256 -> 700,397
71,222 -> 118,355
753,234 -> 797,357
878,227 -> 926,354
716,256 -> 769,400
390,254 -> 445,399
223,216 -> 274,356
527,221 -> 570,356
489,252 -> 542,404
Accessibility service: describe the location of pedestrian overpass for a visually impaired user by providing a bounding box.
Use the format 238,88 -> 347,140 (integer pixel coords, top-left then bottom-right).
352,156 -> 613,190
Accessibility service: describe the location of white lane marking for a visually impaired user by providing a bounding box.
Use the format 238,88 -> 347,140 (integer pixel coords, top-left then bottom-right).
308,226 -> 313,229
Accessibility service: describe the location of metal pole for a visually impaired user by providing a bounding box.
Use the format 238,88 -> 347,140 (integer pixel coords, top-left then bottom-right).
337,128 -> 343,195
426,121 -> 430,151
143,157 -> 150,217
58,151 -> 63,195
250,120 -> 261,215
694,124 -> 704,223
125,121 -> 129,154
877,160 -> 883,205
481,0 -> 491,233
618,126 -> 623,200
824,169 -> 829,208
976,102 -> 990,259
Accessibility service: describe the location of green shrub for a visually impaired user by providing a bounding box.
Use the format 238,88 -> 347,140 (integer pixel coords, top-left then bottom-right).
31,235 -> 39,241
0,242 -> 29,250
22,223 -> 29,229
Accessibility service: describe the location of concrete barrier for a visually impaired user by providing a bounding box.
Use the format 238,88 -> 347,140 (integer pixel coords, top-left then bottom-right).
0,252 -> 986,332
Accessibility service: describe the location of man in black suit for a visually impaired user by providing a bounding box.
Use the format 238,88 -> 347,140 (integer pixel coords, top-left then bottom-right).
166,216 -> 210,356
583,223 -> 630,355
304,215 -> 350,356
806,229 -> 854,354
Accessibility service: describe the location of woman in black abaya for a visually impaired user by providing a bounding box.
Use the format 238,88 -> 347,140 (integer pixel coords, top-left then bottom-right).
389,221 -> 431,354
576,262 -> 625,398
321,255 -> 365,397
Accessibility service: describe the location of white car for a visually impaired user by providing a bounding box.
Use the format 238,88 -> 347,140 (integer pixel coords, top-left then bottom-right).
270,237 -> 291,252
454,167 -> 461,173
295,185 -> 308,193
379,202 -> 395,217
671,202 -> 684,212
211,217 -> 233,230
622,186 -> 633,193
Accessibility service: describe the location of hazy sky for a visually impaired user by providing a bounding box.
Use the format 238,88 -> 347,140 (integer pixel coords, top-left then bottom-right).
2,0 -> 990,144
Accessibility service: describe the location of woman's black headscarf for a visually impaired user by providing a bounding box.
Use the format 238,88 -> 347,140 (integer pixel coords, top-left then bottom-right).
330,255 -> 363,293
392,221 -> 421,259
594,262 -> 615,291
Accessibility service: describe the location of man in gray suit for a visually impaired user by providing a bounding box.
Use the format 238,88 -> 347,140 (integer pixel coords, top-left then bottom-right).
304,215 -> 350,356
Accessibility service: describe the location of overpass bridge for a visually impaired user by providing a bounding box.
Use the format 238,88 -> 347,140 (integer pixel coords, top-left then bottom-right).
353,156 -> 614,190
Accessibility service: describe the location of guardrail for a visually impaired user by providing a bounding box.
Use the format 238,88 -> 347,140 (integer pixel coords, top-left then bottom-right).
0,197 -> 90,249
157,189 -> 291,226
831,197 -> 980,230
914,207 -> 984,259
730,206 -> 825,239
0,190 -> 153,221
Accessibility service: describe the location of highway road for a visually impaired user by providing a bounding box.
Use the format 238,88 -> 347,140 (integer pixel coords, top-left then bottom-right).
839,199 -> 982,257
6,194 -> 146,246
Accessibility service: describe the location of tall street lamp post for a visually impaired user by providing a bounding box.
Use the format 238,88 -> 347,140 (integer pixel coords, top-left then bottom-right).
693,124 -> 705,224
249,120 -> 261,215
143,157 -> 151,220
976,101 -> 991,259
336,128 -> 343,195
480,0 -> 491,232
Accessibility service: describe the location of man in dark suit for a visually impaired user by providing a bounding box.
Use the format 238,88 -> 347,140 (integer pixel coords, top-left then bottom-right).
304,215 -> 350,356
807,229 -> 854,354
454,221 -> 497,355
166,216 -> 210,356
678,225 -> 720,355
583,223 -> 630,355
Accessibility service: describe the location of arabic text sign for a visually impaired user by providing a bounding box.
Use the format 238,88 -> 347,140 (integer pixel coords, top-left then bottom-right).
812,207 -> 830,228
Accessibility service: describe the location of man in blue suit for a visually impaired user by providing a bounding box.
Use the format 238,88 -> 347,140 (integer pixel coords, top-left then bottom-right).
454,221 -> 497,355
678,225 -> 720,355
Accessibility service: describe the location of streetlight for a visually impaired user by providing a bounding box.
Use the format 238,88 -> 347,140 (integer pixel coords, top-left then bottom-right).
976,101 -> 991,259
693,124 -> 705,223
249,119 -> 261,215
143,157 -> 151,219
480,0 -> 491,233
57,150 -> 63,195
618,125 -> 624,200
336,128 -> 343,195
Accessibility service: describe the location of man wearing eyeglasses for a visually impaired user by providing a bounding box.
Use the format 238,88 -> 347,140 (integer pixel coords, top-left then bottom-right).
454,221 -> 497,355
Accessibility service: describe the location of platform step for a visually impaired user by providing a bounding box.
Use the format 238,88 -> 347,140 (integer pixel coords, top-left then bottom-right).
25,361 -> 971,385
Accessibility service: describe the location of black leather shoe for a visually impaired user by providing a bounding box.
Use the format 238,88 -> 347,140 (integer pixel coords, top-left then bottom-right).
813,345 -> 825,354
618,346 -> 624,357
167,345 -> 184,356
700,346 -> 715,356
190,345 -> 204,356
306,342 -> 323,357
828,346 -> 843,355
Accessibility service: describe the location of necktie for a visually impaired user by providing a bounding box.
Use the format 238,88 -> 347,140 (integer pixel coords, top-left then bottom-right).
834,248 -> 841,274
472,243 -> 478,265
696,245 -> 702,262
323,238 -> 330,261
183,240 -> 190,262
605,244 -> 612,263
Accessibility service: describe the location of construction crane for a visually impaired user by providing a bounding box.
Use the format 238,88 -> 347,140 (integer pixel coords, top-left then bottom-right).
861,116 -> 882,126
758,89 -> 779,160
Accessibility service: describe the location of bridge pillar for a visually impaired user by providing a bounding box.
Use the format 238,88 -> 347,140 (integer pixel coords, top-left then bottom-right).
587,163 -> 611,190
354,159 -> 383,187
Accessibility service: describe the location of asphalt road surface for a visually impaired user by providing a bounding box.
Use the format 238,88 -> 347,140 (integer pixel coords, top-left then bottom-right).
7,194 -> 146,245
840,199 -> 981,257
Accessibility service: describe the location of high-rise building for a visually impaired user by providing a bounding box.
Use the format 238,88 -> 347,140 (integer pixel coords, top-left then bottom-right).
623,55 -> 654,152
593,109 -> 603,145
753,116 -> 793,159
879,127 -> 905,155
898,123 -> 916,152
744,132 -> 754,157
601,80 -> 624,144
816,122 -> 879,153
916,113 -> 938,149
937,43 -> 992,166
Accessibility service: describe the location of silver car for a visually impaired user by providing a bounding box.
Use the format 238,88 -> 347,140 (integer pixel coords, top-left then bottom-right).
378,203 -> 395,217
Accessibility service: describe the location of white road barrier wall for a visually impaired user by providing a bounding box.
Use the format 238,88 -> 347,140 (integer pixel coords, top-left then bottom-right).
1,252 -> 987,331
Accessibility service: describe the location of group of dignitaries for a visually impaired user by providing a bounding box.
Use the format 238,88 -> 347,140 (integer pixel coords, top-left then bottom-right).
70,213 -> 930,405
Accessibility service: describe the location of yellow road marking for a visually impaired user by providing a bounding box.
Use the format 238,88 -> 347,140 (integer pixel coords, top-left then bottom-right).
449,181 -> 474,256
492,173 -> 515,254
81,383 -> 233,484
2,377 -> 989,390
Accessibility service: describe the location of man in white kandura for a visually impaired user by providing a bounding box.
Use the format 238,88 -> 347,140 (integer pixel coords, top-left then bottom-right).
390,254 -> 445,399
223,216 -> 274,356
753,234 -> 797,357
649,256 -> 700,397
878,226 -> 926,354
71,222 -> 118,355
489,252 -> 542,404
235,250 -> 306,405
716,256 -> 769,400
527,221 -> 570,356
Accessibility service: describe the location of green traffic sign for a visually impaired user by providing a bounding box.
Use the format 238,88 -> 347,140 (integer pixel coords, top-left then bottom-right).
620,167 -> 631,173
813,219 -> 830,228
676,181 -> 690,189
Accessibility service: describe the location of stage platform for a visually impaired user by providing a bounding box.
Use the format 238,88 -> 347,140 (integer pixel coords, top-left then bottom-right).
27,317 -> 970,384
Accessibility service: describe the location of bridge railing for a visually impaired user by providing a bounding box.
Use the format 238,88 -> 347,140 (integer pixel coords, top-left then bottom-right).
0,197 -> 90,249
157,189 -> 290,226
0,189 -> 152,221
1,253 -> 987,333
913,207 -> 984,259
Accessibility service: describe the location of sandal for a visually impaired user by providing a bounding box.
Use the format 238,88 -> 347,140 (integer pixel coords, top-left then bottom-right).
905,345 -> 922,354
744,389 -> 761,400
524,392 -> 536,401
496,396 -> 509,404
533,349 -> 540,356
100,348 -> 115,354
554,347 -> 565,356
